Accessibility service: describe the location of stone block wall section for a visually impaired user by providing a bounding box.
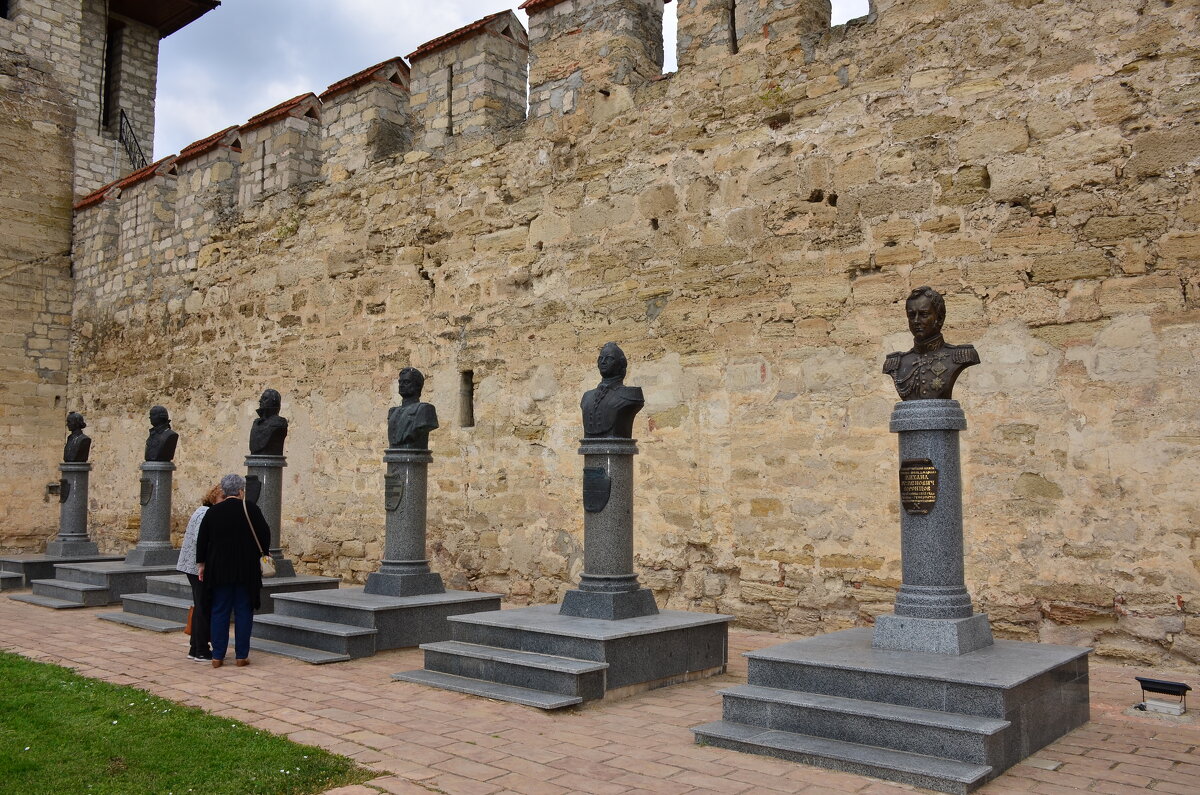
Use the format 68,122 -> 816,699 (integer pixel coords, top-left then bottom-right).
320,58 -> 413,179
0,24 -> 75,547
65,0 -> 1200,666
407,10 -> 529,150
524,0 -> 666,119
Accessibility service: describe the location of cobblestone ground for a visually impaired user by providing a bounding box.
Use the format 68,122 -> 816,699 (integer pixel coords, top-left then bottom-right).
1,596 -> 1196,794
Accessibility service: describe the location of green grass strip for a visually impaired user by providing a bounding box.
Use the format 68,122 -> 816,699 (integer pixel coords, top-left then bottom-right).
0,651 -> 374,794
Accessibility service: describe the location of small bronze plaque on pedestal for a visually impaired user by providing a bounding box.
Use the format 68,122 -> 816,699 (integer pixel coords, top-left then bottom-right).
899,458 -> 938,515
139,478 -> 154,506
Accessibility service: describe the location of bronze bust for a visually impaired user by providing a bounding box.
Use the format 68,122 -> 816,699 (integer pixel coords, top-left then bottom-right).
248,388 -> 288,455
883,286 -> 980,401
387,367 -> 439,449
63,412 -> 91,463
144,405 -> 179,462
581,342 -> 644,438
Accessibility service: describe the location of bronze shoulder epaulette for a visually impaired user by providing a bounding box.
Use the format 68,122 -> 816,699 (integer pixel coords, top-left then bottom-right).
882,352 -> 901,374
951,345 -> 980,365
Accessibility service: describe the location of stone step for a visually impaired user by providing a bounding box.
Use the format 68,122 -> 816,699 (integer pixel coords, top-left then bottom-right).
28,577 -> 111,606
692,720 -> 993,795
144,574 -> 193,600
252,613 -> 377,658
118,592 -> 192,623
9,592 -> 92,610
0,572 -> 23,591
393,669 -> 583,710
421,640 -> 608,700
720,685 -> 1009,766
247,636 -> 352,665
96,611 -> 184,633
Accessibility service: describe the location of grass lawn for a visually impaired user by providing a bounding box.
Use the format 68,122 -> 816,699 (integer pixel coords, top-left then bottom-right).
0,651 -> 374,794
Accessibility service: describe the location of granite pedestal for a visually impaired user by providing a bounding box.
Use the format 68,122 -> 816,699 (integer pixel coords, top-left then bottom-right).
693,629 -> 1090,794
123,462 -> 180,568
693,400 -> 1090,792
246,454 -> 295,578
13,461 -> 180,609
248,446 -> 501,663
397,436 -> 732,708
98,572 -> 340,632
1,462 -> 123,587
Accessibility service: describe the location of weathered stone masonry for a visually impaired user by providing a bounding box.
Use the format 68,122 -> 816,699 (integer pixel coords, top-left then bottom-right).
61,0 -> 1200,667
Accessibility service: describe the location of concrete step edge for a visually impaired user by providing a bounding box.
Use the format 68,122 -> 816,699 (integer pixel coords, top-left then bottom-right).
420,641 -> 609,674
722,684 -> 1010,734
393,669 -> 583,710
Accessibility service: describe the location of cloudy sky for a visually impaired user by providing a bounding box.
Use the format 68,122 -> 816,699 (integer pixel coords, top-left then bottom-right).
154,0 -> 870,157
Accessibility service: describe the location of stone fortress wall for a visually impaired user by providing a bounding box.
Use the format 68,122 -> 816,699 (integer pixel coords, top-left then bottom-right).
0,0 -> 162,546
62,0 -> 1200,665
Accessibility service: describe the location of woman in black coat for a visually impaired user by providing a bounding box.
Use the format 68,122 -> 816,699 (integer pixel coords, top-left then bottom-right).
197,473 -> 270,668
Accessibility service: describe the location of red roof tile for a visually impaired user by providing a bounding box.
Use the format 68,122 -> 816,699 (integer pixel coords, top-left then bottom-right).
241,92 -> 320,133
407,10 -> 526,63
73,157 -> 176,211
175,125 -> 240,165
320,57 -> 410,102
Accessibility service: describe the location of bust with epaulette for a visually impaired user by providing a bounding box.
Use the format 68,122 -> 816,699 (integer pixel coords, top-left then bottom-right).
883,286 -> 980,401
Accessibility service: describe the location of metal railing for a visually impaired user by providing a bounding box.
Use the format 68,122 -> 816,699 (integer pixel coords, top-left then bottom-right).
118,108 -> 147,170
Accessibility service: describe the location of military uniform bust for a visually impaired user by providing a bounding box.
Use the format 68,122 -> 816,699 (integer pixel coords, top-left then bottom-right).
63,412 -> 92,463
387,367 -> 439,449
883,286 -> 980,401
144,405 -> 179,462
581,342 -> 645,438
249,388 -> 288,456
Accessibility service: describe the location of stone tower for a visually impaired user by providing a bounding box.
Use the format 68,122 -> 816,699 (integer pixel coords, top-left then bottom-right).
0,1 -> 217,549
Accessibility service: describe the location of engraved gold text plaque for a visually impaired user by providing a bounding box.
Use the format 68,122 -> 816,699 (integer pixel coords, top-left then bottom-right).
899,458 -> 938,515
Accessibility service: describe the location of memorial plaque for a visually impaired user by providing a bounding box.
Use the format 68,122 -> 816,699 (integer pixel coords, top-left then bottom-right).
139,477 -> 154,506
583,466 -> 611,513
385,479 -> 405,512
899,458 -> 938,515
59,478 -> 70,504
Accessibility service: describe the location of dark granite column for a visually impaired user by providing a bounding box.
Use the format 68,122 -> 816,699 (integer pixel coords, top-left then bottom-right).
45,462 -> 99,556
124,461 -> 179,567
560,437 -> 658,620
245,454 -> 294,577
365,447 -> 445,596
872,399 -> 992,654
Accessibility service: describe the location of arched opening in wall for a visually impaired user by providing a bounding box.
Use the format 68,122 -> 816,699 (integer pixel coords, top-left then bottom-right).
0,1 -> 10,21
834,0 -> 871,25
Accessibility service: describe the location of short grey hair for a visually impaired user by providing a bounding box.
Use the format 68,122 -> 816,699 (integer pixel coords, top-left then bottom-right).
220,473 -> 246,496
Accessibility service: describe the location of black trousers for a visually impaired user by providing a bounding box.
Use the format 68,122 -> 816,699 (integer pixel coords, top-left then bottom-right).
186,572 -> 212,656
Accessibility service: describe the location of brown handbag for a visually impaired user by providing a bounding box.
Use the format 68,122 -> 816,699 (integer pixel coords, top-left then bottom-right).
184,606 -> 194,635
242,498 -> 276,577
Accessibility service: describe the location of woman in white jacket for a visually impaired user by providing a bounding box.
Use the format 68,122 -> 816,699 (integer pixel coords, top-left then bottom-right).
177,484 -> 223,661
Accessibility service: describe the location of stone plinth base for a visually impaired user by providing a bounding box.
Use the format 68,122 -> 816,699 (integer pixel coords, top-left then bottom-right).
364,570 -> 445,597
11,560 -> 180,609
395,603 -> 733,709
96,572 -> 342,633
249,587 -> 502,664
872,613 -> 994,655
693,628 -> 1090,794
44,540 -> 100,557
0,553 -> 124,588
122,546 -> 179,568
559,585 -> 658,620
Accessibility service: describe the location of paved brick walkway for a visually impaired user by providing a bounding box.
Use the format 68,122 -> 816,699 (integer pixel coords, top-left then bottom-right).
1,596 -> 1196,794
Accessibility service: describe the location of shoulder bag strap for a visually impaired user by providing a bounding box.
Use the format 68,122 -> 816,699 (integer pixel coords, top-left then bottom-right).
241,499 -> 266,557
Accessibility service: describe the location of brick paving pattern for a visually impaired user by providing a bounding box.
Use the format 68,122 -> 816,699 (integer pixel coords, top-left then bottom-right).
1,597 -> 1196,794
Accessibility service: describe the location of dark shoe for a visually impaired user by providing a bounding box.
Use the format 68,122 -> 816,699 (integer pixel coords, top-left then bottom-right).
212,659 -> 223,668
235,658 -> 249,667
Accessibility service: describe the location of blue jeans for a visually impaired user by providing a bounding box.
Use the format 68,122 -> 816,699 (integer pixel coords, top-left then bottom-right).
209,584 -> 253,661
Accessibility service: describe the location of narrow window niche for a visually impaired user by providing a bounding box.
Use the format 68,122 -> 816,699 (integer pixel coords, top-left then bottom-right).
459,370 -> 475,428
